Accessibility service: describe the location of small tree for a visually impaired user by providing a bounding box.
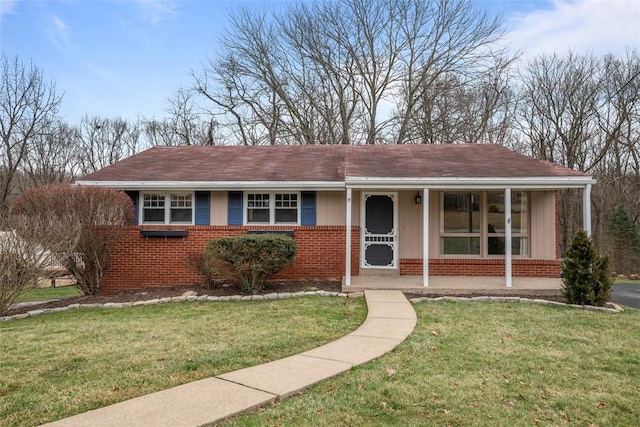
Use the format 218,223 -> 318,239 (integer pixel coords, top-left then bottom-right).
204,234 -> 297,293
0,214 -> 79,315
561,229 -> 612,306
607,205 -> 640,274
12,185 -> 134,295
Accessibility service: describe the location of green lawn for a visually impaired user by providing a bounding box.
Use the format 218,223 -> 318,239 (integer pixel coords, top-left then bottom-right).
229,302 -> 640,427
0,297 -> 366,427
17,286 -> 82,302
615,279 -> 640,286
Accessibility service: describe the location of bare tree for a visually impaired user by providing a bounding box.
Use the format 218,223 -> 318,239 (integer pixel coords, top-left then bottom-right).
76,115 -> 141,175
515,51 -> 640,253
12,185 -> 135,295
143,89 -> 219,146
0,213 -> 80,315
193,0 -> 508,145
404,64 -> 516,144
0,55 -> 62,214
21,120 -> 79,191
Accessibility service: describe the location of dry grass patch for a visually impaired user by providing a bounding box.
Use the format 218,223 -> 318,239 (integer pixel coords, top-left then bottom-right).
0,297 -> 366,427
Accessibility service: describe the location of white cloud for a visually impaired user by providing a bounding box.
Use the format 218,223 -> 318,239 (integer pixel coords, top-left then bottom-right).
49,15 -> 71,50
133,0 -> 176,25
0,0 -> 17,15
505,0 -> 640,60
0,0 -> 17,23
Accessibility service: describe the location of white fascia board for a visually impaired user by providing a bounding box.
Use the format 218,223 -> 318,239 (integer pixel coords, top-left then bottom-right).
345,176 -> 596,189
75,180 -> 345,191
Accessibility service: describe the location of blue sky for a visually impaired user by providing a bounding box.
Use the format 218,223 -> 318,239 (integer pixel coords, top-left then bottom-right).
1,0 -> 639,124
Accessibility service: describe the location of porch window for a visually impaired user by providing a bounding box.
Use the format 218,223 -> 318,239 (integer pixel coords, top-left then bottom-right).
246,192 -> 299,224
486,191 -> 529,256
142,193 -> 193,224
440,191 -> 529,257
441,192 -> 481,255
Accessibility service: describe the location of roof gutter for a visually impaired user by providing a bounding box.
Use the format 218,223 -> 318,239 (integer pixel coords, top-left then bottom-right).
344,176 -> 596,189
75,180 -> 345,191
76,176 -> 596,191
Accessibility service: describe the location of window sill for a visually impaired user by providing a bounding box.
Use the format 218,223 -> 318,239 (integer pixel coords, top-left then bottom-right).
247,230 -> 295,238
140,229 -> 189,238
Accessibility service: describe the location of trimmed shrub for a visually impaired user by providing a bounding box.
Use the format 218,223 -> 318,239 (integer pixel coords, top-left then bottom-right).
186,252 -> 218,289
204,233 -> 297,293
562,229 -> 612,306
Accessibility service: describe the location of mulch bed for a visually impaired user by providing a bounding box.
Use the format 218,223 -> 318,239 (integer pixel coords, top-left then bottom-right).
7,280 -> 342,317
9,280 -> 572,317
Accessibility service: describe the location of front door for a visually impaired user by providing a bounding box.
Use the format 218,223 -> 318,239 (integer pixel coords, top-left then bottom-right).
361,193 -> 397,269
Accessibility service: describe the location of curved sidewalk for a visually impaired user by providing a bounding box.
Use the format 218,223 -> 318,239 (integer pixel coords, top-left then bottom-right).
42,290 -> 417,427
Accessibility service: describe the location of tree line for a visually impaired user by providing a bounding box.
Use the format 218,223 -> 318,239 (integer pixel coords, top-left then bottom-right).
1,0 -> 639,271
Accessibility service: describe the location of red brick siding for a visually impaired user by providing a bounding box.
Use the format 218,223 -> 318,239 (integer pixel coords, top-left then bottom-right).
400,258 -> 561,277
104,224 -> 561,293
102,225 -> 360,293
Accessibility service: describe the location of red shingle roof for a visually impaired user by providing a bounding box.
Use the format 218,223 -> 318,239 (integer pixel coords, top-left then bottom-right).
78,144 -> 588,183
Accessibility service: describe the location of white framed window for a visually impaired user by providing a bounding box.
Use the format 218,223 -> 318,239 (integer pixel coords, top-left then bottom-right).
142,193 -> 165,223
142,192 -> 193,224
440,191 -> 529,257
246,192 -> 299,225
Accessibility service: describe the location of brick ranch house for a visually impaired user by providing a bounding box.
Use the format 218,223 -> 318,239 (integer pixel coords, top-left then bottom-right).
77,144 -> 594,293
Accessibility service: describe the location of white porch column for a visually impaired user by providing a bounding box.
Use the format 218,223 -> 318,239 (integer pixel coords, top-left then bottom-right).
583,184 -> 592,236
505,188 -> 512,288
345,187 -> 352,286
423,188 -> 429,287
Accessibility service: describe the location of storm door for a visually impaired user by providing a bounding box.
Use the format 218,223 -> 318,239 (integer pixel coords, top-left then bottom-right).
362,193 -> 397,269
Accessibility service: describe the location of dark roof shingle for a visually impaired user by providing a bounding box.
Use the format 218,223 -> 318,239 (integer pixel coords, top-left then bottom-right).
78,144 -> 588,183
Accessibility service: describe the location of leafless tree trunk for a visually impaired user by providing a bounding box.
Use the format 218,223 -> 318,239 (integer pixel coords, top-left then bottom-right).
0,213 -> 80,315
515,50 -> 640,254
193,0 -> 508,146
21,120 -> 78,191
76,115 -> 141,174
0,55 -> 62,214
142,89 -> 220,146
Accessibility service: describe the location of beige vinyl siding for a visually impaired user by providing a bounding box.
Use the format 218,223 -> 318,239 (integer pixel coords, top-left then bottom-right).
530,191 -> 556,259
210,191 -> 227,225
398,191 -> 423,258
397,190 -> 439,259
316,190 -> 360,226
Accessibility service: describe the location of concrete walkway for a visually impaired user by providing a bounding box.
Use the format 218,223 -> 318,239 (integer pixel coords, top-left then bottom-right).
42,290 -> 416,427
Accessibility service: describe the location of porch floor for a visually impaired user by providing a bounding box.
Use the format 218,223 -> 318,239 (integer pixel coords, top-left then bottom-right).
343,275 -> 562,296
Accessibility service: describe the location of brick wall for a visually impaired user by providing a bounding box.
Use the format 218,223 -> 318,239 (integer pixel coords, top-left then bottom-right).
102,225 -> 360,293
103,225 -> 561,293
400,258 -> 561,277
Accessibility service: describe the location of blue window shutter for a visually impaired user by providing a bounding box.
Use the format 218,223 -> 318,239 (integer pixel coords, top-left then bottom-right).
194,191 -> 210,225
124,190 -> 139,224
228,191 -> 243,225
301,191 -> 316,226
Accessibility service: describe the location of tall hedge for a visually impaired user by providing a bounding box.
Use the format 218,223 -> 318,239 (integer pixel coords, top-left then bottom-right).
561,229 -> 612,306
204,233 -> 297,293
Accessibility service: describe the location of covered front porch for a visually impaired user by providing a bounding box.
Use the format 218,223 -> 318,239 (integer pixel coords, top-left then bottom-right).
343,178 -> 594,291
343,275 -> 562,296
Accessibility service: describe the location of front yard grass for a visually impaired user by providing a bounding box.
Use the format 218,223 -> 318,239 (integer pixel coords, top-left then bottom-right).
17,285 -> 82,302
229,302 -> 640,427
615,279 -> 640,286
0,297 -> 366,427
